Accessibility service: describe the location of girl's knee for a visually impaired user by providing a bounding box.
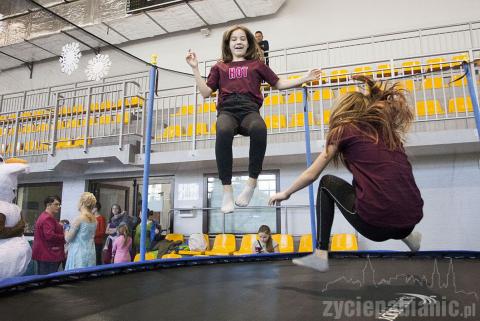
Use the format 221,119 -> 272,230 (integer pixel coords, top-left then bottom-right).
320,174 -> 336,187
249,121 -> 267,136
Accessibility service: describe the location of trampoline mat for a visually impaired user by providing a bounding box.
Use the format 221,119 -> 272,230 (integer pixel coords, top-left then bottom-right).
2,257 -> 479,320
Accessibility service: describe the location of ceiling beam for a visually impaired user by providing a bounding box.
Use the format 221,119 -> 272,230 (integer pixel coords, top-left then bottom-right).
185,1 -> 209,26
143,11 -> 169,33
61,30 -> 100,55
232,0 -> 247,18
102,22 -> 131,42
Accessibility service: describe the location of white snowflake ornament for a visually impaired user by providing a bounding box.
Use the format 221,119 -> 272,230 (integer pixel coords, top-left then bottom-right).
59,42 -> 82,75
85,54 -> 112,81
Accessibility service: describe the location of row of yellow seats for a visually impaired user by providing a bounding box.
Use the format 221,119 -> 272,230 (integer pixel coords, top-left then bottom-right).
57,97 -> 144,116
293,54 -> 469,82
1,141 -> 49,154
172,102 -> 217,116
416,97 -> 473,116
56,137 -> 92,149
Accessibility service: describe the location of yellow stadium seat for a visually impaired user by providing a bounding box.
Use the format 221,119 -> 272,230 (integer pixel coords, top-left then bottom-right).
425,57 -> 447,71
397,79 -> 415,92
134,251 -> 158,262
353,66 -> 373,76
99,115 -> 112,125
162,125 -> 185,139
233,234 -> 258,256
271,234 -> 294,253
204,234 -> 236,256
288,112 -> 314,128
161,253 -> 182,259
415,100 -> 445,116
422,77 -> 445,90
263,94 -> 285,106
312,89 -> 334,100
449,75 -> 467,87
178,234 -> 210,256
322,110 -> 331,125
175,105 -> 194,116
448,97 -> 473,113
210,122 -> 216,134
186,123 -> 209,136
90,103 -> 100,112
72,105 -> 84,114
298,234 -> 313,253
129,96 -> 144,107
330,233 -> 358,251
287,91 -> 304,104
197,102 -> 216,113
100,100 -> 113,111
451,54 -> 469,68
330,69 -> 349,82
339,85 -> 359,95
264,114 -> 287,129
401,61 -> 422,74
287,74 -> 301,80
165,233 -> 184,242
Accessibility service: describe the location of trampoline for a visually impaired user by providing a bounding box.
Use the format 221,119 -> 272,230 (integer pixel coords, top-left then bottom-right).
1,252 -> 479,321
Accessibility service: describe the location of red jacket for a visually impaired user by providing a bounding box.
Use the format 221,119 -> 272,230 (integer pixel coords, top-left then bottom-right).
32,211 -> 65,262
94,215 -> 106,245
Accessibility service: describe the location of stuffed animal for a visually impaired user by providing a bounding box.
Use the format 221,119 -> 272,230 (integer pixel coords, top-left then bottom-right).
0,156 -> 32,280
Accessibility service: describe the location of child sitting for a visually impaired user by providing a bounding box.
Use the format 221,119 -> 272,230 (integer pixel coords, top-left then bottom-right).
252,225 -> 279,254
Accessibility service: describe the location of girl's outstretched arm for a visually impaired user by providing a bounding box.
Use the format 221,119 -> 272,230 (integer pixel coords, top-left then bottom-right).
186,50 -> 213,98
273,69 -> 322,90
268,144 -> 338,205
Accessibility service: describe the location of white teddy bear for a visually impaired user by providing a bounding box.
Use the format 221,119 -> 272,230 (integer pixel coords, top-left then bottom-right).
0,155 -> 32,280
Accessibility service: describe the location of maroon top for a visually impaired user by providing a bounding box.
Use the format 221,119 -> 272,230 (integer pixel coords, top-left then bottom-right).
206,60 -> 279,107
336,124 -> 423,228
32,211 -> 65,262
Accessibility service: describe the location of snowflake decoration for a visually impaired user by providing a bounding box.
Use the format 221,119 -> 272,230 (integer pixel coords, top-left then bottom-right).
59,42 -> 82,75
85,54 -> 112,81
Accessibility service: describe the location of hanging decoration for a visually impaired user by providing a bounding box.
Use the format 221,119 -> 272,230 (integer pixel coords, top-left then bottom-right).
85,54 -> 112,81
59,42 -> 82,75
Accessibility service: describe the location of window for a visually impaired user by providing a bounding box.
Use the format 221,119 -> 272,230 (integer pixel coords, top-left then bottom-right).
17,183 -> 63,235
206,172 -> 279,234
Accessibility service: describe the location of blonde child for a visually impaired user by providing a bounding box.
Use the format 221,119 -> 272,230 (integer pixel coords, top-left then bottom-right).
186,25 -> 322,214
112,223 -> 132,263
269,76 -> 423,272
252,225 -> 279,254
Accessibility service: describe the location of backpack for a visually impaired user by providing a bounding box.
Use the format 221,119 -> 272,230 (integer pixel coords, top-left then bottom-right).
153,240 -> 182,258
188,233 -> 207,252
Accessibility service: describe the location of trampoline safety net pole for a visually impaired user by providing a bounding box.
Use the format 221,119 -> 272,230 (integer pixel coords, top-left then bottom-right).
463,61 -> 480,140
302,86 -> 317,252
140,54 -> 158,261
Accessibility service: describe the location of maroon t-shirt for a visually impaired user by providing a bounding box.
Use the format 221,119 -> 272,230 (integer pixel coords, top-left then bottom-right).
206,60 -> 279,107
336,124 -> 424,228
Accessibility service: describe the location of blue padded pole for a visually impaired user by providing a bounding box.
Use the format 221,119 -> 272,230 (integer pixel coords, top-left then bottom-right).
463,61 -> 480,140
140,55 -> 157,261
302,86 -> 317,252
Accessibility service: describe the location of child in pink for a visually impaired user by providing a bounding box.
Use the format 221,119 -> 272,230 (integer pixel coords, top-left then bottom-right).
111,224 -> 132,263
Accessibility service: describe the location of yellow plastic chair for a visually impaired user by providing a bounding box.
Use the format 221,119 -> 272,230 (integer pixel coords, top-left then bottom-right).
204,234 -> 236,256
233,234 -> 258,256
449,75 -> 467,88
178,234 -> 210,256
287,91 -> 304,104
312,89 -> 334,101
376,64 -> 397,77
415,100 -> 445,116
401,61 -> 422,74
134,251 -> 158,262
197,102 -> 216,113
339,85 -> 359,95
298,234 -> 313,253
165,233 -> 184,242
288,112 -> 314,128
330,233 -> 358,251
264,114 -> 287,129
330,69 -> 349,82
422,77 -> 445,90
186,123 -> 209,136
175,105 -> 194,116
162,125 -> 185,139
271,234 -> 294,253
263,94 -> 285,106
161,253 -> 182,259
397,79 -> 415,92
448,97 -> 473,113
210,122 -> 216,135
353,66 -> 373,76
425,57 -> 447,72
451,54 -> 469,68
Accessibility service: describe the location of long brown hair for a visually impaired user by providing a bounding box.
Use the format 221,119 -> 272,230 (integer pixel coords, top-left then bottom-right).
117,224 -> 130,247
221,25 -> 262,63
326,75 -> 414,166
258,225 -> 274,253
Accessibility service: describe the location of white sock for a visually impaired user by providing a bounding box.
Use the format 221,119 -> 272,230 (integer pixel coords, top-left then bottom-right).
235,183 -> 256,207
221,189 -> 234,214
402,231 -> 422,252
292,249 -> 329,272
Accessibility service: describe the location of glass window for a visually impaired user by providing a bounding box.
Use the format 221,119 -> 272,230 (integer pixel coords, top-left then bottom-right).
206,172 -> 279,234
17,183 -> 63,235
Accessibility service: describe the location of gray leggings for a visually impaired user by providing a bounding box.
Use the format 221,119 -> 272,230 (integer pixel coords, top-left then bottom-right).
216,94 -> 267,185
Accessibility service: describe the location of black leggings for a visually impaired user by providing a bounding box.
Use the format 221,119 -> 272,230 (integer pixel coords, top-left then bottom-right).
316,175 -> 414,250
216,95 -> 267,185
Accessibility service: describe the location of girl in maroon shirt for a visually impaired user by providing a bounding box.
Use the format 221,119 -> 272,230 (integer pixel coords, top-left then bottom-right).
186,25 -> 321,214
269,76 -> 423,272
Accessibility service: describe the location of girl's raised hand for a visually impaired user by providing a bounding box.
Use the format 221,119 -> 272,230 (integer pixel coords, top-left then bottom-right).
306,68 -> 322,81
186,49 -> 198,68
268,191 -> 290,206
